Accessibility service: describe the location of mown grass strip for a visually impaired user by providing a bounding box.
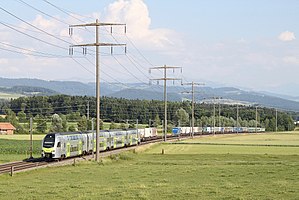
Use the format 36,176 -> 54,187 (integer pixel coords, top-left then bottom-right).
169,142 -> 299,147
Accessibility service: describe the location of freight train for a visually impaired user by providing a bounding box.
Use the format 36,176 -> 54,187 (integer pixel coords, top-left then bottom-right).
41,128 -> 157,159
172,126 -> 265,136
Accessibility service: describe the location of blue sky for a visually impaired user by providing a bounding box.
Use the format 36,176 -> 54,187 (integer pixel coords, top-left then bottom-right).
0,0 -> 298,96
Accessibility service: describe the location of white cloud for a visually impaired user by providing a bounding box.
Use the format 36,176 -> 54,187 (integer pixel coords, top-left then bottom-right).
104,0 -> 181,51
283,56 -> 299,65
31,15 -> 57,32
0,58 -> 8,64
278,31 -> 296,41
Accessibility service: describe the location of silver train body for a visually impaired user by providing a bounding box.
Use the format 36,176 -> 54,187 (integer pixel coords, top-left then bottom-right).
41,128 -> 151,159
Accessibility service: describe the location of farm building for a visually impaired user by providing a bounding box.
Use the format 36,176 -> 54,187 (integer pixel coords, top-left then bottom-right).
0,123 -> 16,135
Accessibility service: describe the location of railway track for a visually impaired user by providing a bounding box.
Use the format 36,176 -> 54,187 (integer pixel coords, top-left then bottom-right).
0,133 -> 211,176
0,160 -> 48,175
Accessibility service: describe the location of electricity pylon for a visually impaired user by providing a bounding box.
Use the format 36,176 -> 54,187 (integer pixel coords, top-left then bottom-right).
69,19 -> 126,162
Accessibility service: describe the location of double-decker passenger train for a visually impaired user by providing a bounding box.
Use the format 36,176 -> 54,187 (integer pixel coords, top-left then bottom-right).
42,128 -> 157,159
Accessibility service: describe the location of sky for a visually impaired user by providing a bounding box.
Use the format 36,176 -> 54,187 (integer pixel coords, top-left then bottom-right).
0,0 -> 298,96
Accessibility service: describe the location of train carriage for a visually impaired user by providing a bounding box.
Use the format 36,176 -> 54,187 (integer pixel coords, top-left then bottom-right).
125,129 -> 140,146
42,132 -> 86,159
110,130 -> 126,149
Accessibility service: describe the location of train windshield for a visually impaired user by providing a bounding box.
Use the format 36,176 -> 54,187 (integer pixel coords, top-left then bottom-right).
43,134 -> 55,148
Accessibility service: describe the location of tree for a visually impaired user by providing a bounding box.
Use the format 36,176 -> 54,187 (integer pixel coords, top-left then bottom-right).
153,114 -> 161,128
35,115 -> 47,134
77,115 -> 87,131
17,111 -> 27,123
68,125 -> 77,132
175,108 -> 189,126
50,114 -> 63,132
60,114 -> 68,132
5,108 -> 24,133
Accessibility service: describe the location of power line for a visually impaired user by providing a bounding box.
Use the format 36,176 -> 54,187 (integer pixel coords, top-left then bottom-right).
70,19 -> 126,162
0,6 -> 72,45
0,41 -> 72,58
181,81 -> 205,137
150,65 -> 182,141
0,20 -> 67,51
16,0 -> 69,25
42,0 -> 94,23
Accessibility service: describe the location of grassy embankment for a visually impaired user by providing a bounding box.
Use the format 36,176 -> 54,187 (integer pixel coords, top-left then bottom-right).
0,132 -> 298,199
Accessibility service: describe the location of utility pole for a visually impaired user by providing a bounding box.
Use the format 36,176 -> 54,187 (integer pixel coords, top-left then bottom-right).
213,100 -> 216,135
149,65 -> 182,141
255,106 -> 258,133
70,19 -> 126,162
136,119 -> 139,143
212,97 -> 221,134
275,108 -> 278,132
87,101 -> 90,121
181,81 -> 204,138
218,99 -> 221,132
236,104 -> 239,134
29,117 -> 33,159
91,118 -> 94,158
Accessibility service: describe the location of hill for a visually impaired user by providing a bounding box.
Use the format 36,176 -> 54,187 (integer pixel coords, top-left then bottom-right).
0,77 -> 299,112
0,86 -> 59,96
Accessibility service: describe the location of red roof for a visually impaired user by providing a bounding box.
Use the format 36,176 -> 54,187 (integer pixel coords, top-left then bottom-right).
0,123 -> 16,130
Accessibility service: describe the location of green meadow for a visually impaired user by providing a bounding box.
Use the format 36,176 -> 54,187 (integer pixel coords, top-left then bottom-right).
0,132 -> 298,199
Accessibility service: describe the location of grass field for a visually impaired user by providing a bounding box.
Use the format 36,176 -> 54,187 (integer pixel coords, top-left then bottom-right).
0,132 -> 298,199
0,135 -> 43,163
0,92 -> 23,100
0,138 -> 41,163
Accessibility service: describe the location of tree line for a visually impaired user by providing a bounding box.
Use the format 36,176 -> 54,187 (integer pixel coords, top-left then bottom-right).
0,95 -> 296,134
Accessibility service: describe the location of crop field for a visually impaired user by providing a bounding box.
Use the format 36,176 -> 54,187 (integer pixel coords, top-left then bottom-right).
0,132 -> 298,199
0,137 -> 42,163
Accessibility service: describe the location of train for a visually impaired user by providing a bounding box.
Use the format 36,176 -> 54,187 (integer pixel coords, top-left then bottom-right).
42,126 -> 265,159
172,126 -> 266,136
41,128 -> 157,159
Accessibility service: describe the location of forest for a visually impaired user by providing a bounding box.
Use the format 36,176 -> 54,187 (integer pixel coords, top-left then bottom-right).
0,95 -> 296,134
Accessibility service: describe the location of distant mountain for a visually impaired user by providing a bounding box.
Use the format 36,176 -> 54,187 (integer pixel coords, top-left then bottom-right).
109,88 -> 181,101
0,86 -> 59,96
261,91 -> 299,102
0,77 -> 298,112
194,87 -> 299,111
0,77 -> 96,96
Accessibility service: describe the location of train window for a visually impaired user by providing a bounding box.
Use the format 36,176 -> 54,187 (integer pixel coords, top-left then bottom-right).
43,134 -> 55,148
57,142 -> 61,147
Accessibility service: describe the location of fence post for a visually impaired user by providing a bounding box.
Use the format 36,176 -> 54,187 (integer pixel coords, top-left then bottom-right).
10,166 -> 14,176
